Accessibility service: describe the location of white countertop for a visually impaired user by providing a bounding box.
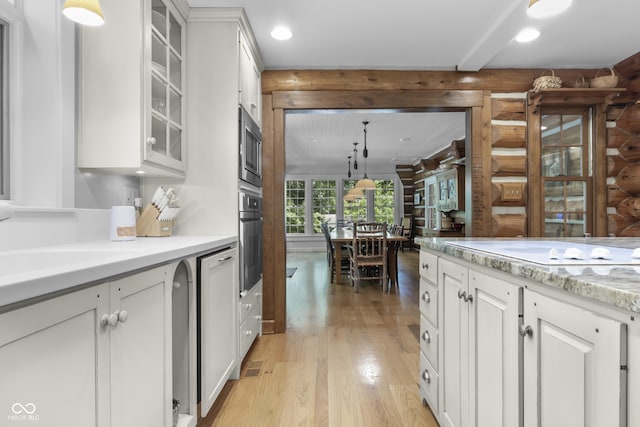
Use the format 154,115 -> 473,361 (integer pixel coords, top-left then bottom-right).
0,235 -> 236,309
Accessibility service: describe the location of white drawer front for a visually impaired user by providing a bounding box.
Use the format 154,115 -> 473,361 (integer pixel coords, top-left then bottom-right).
419,351 -> 439,411
420,314 -> 438,370
239,308 -> 260,360
419,278 -> 438,328
419,250 -> 438,283
239,288 -> 259,325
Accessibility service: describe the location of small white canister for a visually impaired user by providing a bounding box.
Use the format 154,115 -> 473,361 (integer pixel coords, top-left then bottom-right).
110,206 -> 137,241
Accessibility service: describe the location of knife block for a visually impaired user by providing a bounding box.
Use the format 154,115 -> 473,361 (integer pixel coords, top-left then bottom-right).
136,204 -> 173,237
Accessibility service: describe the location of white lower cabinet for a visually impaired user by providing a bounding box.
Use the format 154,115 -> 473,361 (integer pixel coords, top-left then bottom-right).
425,249 -> 632,427
199,247 -> 238,418
0,264 -> 171,427
522,289 -> 626,427
110,266 -> 173,427
437,257 -> 521,427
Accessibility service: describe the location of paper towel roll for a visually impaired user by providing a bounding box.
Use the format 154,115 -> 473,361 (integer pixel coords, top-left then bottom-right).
111,206 -> 136,241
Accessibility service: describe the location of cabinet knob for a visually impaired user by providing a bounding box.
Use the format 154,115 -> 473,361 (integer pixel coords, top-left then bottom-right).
147,137 -> 157,145
421,262 -> 429,270
173,282 -> 181,289
117,310 -> 128,324
245,303 -> 252,310
421,291 -> 431,303
457,290 -> 466,300
466,293 -> 473,304
245,330 -> 252,337
519,325 -> 533,337
101,311 -> 119,328
421,369 -> 431,384
422,330 -> 431,343
255,314 -> 262,321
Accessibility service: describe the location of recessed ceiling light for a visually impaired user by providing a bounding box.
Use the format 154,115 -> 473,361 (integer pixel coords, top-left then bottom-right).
399,137 -> 411,143
271,26 -> 292,41
516,28 -> 540,43
135,170 -> 145,174
527,0 -> 572,19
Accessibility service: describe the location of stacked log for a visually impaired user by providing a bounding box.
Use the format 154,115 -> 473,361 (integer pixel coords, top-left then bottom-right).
490,95 -> 527,237
610,53 -> 640,236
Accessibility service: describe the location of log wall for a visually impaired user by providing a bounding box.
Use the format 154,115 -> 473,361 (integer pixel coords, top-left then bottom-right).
609,52 -> 640,236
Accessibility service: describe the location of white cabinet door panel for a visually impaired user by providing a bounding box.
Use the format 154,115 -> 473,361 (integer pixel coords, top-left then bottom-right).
438,258 -> 468,427
110,266 -> 170,427
0,284 -> 109,427
523,290 -> 626,427
200,248 -> 238,417
470,270 -> 521,427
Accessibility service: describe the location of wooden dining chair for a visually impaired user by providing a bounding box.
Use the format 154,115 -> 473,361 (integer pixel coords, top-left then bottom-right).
348,222 -> 388,292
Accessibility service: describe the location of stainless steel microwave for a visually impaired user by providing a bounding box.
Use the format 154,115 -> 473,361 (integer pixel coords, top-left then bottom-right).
239,107 -> 262,188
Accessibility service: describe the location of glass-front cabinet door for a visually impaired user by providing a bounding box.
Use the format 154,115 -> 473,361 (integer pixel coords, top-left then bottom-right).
147,0 -> 185,171
424,176 -> 439,234
541,110 -> 592,237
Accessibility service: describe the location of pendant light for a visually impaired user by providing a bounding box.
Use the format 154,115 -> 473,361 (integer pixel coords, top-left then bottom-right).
346,143 -> 364,199
347,155 -> 352,178
355,121 -> 376,191
527,0 -> 571,18
63,0 -> 105,27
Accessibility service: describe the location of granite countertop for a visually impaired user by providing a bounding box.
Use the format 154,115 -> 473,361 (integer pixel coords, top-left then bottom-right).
0,235 -> 236,309
416,237 -> 640,314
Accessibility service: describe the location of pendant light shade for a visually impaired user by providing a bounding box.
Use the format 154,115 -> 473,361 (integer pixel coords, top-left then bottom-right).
63,0 -> 105,26
343,194 -> 356,202
527,0 -> 571,18
355,178 -> 376,190
347,187 -> 365,197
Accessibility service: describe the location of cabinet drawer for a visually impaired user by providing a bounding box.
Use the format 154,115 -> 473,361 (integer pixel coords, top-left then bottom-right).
239,307 -> 260,360
419,250 -> 438,283
239,287 -> 260,325
419,351 -> 439,411
420,314 -> 438,369
419,278 -> 438,327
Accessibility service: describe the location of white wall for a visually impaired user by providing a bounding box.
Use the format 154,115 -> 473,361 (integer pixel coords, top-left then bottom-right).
0,1 -> 142,248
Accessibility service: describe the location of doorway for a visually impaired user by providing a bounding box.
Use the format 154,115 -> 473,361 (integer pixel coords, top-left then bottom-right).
262,90 -> 489,334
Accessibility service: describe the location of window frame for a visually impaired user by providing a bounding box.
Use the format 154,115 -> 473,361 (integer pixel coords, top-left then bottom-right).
0,0 -> 22,202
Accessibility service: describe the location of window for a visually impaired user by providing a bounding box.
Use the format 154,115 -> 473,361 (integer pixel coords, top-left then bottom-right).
312,179 -> 336,233
373,179 -> 395,224
285,180 -> 305,234
0,18 -> 7,200
541,110 -> 591,237
343,180 -> 366,222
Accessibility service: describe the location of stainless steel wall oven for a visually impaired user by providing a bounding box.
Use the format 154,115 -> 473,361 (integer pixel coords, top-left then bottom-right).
239,188 -> 262,295
239,107 -> 262,188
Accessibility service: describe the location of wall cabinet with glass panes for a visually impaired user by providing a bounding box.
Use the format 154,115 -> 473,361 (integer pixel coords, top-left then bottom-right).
78,0 -> 186,177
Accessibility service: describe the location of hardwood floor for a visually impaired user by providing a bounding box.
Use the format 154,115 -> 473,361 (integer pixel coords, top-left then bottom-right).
200,250 -> 439,427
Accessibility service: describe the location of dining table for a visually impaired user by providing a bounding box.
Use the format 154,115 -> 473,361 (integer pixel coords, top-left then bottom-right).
330,228 -> 408,291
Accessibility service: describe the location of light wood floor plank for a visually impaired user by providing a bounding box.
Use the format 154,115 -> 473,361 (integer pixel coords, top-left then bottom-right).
200,250 -> 438,427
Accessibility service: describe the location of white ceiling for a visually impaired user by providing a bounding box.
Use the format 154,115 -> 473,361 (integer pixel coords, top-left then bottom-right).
187,0 -> 640,172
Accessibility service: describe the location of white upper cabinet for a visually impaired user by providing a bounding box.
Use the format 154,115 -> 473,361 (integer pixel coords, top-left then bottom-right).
238,30 -> 261,127
78,0 -> 187,177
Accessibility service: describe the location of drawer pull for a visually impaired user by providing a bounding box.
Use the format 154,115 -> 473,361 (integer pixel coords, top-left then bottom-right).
422,330 -> 431,343
421,291 -> 431,303
421,369 -> 431,384
421,262 -> 429,270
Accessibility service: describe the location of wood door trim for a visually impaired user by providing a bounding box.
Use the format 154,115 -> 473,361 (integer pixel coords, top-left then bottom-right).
263,89 -> 487,334
272,90 -> 484,110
